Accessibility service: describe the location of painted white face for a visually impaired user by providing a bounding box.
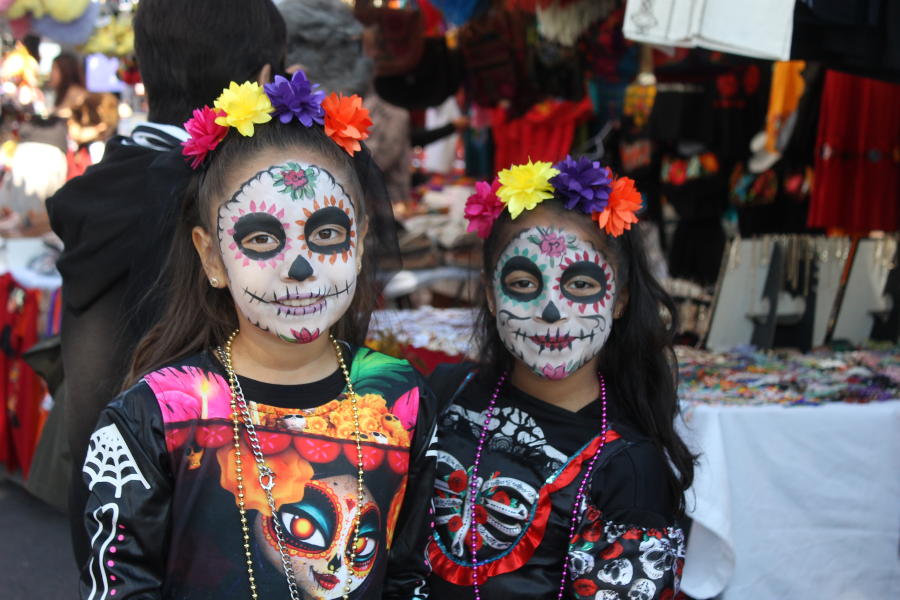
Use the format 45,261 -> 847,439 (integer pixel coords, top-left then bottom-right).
493,225 -> 616,380
217,161 -> 358,344
255,476 -> 381,600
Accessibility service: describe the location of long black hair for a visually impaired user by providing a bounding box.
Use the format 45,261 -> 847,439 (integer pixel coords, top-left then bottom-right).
476,200 -> 696,511
127,119 -> 395,386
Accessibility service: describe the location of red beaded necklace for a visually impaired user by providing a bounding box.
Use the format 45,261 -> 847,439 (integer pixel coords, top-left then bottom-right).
467,372 -> 609,600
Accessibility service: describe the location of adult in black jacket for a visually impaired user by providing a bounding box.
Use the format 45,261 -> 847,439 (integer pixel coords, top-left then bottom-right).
45,0 -> 287,565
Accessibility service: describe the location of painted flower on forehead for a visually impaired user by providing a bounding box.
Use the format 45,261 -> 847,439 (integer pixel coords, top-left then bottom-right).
272,161 -> 319,201
496,159 -> 560,219
181,106 -> 228,169
593,175 -> 642,237
463,178 -> 503,239
213,81 -> 273,137
322,93 -> 372,155
550,155 -> 612,214
264,70 -> 326,127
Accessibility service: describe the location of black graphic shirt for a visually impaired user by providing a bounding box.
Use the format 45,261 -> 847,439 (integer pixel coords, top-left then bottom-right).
427,366 -> 685,600
79,346 -> 436,599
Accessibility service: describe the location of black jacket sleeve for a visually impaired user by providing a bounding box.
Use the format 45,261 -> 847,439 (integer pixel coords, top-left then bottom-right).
382,375 -> 439,599
78,386 -> 173,599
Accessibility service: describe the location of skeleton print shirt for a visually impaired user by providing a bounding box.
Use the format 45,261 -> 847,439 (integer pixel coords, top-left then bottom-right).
79,347 -> 436,600
427,366 -> 685,600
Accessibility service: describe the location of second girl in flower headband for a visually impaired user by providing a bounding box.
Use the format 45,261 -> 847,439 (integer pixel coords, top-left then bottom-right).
427,158 -> 695,599
77,71 -> 436,599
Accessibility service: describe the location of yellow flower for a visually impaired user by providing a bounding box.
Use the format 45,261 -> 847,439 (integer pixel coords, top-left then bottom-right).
496,159 -> 560,219
213,81 -> 273,137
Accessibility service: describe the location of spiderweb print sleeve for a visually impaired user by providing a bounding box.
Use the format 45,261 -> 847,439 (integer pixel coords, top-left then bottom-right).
83,423 -> 152,498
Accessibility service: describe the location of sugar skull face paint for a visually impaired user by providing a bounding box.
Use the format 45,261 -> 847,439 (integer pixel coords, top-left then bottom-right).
217,162 -> 357,343
493,226 -> 616,379
255,476 -> 381,600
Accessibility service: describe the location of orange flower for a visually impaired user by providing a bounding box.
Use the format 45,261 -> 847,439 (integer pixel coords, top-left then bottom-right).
304,416 -> 330,435
315,400 -> 341,416
359,394 -> 387,412
217,444 -> 313,512
322,93 -> 371,155
592,176 -> 641,237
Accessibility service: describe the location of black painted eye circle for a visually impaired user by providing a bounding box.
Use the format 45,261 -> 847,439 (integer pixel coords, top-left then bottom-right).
232,213 -> 286,260
304,207 -> 352,254
560,261 -> 608,304
500,256 -> 543,302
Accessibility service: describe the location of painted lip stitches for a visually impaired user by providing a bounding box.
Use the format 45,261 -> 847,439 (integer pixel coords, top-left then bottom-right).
514,327 -> 596,353
243,280 -> 354,316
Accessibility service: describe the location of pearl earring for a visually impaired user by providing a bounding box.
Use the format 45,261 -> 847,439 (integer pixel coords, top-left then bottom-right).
209,277 -> 220,288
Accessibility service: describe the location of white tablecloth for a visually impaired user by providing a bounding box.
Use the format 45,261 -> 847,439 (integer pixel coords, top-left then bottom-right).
679,401 -> 900,599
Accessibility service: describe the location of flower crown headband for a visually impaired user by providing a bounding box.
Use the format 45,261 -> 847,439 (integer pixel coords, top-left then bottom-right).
463,157 -> 641,239
181,70 -> 372,170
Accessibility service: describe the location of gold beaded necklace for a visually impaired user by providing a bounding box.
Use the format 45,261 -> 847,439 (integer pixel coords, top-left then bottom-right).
218,329 -> 366,600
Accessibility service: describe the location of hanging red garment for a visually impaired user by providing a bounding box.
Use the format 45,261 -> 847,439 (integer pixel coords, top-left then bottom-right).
490,97 -> 594,172
1,274 -> 45,477
807,70 -> 900,233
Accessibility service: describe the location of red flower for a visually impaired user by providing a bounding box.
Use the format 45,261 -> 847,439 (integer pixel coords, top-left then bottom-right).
463,179 -> 503,239
181,106 -> 228,169
322,93 -> 371,155
647,528 -> 663,538
474,505 -> 488,524
600,541 -> 623,559
581,519 -> 605,542
584,506 -> 602,522
592,176 -> 641,237
623,528 -> 642,540
448,516 -> 463,532
492,491 -> 510,505
447,469 -> 468,493
572,578 -> 598,597
668,160 -> 687,185
282,170 -> 308,188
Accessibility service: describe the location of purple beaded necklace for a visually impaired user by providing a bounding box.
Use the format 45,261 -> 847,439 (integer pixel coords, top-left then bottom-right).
468,372 -> 609,600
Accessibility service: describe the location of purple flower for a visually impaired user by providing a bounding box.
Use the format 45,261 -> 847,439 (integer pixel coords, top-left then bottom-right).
264,71 -> 325,127
550,155 -> 613,214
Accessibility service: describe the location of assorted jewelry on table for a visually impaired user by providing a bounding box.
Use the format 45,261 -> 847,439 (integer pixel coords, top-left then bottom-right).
218,329 -> 366,600
466,372 -> 610,600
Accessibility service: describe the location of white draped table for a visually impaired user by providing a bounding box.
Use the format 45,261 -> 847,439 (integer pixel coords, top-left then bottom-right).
678,400 -> 900,599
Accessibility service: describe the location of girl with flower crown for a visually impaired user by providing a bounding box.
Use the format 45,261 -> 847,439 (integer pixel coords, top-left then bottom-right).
426,158 -> 695,599
78,72 -> 435,600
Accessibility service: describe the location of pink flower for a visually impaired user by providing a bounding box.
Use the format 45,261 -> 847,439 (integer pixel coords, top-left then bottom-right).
283,170 -> 308,188
181,106 -> 229,169
541,364 -> 568,380
144,366 -> 232,423
463,179 -> 503,239
539,232 -> 566,257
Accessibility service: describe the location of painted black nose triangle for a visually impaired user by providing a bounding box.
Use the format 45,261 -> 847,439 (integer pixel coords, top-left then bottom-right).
288,254 -> 314,281
541,301 -> 561,323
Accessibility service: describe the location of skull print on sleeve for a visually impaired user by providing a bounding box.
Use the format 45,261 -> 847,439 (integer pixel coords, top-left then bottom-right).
217,162 -> 358,344
493,226 -> 616,380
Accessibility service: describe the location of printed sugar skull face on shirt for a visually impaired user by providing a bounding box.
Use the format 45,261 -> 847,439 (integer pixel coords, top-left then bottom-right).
493,226 -> 616,380
217,162 -> 357,344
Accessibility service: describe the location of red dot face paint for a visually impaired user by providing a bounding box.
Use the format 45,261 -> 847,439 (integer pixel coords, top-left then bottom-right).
216,161 -> 358,343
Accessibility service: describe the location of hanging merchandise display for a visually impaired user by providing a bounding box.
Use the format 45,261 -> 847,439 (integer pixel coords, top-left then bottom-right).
355,2 -> 425,77
764,61 -> 806,154
535,0 -> 616,47
428,0 -> 489,27
623,0 -> 796,61
807,70 -> 900,233
374,36 -> 463,110
30,1 -> 99,46
490,97 -> 593,172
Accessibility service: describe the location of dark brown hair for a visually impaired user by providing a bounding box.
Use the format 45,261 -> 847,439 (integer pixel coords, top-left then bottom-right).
51,52 -> 85,108
476,200 -> 696,513
127,120 -> 374,386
